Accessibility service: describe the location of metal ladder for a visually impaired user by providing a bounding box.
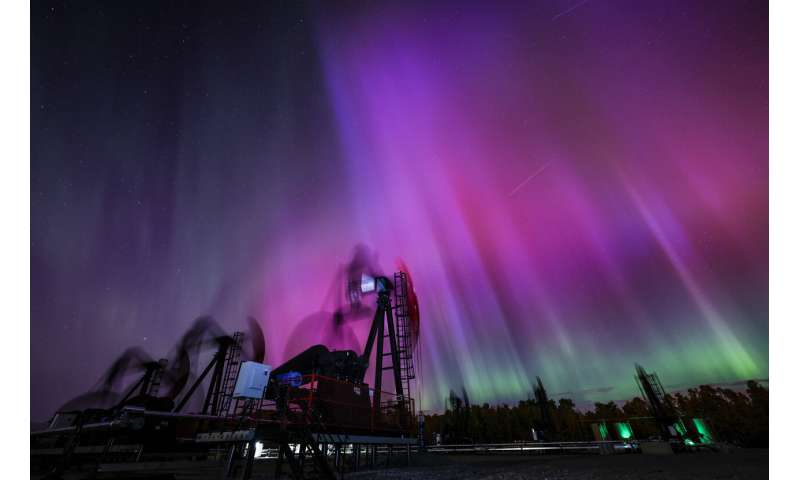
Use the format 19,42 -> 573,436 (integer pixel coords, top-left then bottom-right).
219,332 -> 243,416
393,272 -> 415,402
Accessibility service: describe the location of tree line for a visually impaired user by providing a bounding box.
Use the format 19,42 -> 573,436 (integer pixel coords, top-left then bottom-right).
422,380 -> 768,447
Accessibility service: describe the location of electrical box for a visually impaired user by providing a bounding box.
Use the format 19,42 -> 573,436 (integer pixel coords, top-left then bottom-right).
233,361 -> 271,399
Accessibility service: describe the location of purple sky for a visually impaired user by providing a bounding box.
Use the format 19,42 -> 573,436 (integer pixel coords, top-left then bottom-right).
31,0 -> 768,419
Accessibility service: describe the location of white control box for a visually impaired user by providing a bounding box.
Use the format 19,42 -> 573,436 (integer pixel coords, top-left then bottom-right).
233,361 -> 271,399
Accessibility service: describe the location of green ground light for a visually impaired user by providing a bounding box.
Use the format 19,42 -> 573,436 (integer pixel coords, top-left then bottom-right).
674,420 -> 688,436
598,422 -> 609,440
692,418 -> 713,444
615,422 -> 633,439
672,420 -> 696,446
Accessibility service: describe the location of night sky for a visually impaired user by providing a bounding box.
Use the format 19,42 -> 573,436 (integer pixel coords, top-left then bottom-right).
31,0 -> 768,420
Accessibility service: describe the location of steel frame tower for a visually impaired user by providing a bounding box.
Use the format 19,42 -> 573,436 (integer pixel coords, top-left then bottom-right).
360,278 -> 405,415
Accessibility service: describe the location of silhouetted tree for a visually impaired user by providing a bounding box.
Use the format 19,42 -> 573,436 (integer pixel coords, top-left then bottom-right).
424,380 -> 768,446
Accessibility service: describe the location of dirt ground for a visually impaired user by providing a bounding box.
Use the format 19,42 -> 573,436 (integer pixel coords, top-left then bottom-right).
35,449 -> 768,479
346,450 -> 768,480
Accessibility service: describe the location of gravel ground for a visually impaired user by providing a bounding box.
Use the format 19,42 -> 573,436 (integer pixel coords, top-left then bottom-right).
346,450 -> 768,480
34,449 -> 767,479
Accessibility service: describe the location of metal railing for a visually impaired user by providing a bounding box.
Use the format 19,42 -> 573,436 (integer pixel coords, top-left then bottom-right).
427,440 -> 635,454
293,374 -> 415,433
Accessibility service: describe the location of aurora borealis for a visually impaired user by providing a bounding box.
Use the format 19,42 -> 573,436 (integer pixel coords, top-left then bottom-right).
31,0 -> 768,420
